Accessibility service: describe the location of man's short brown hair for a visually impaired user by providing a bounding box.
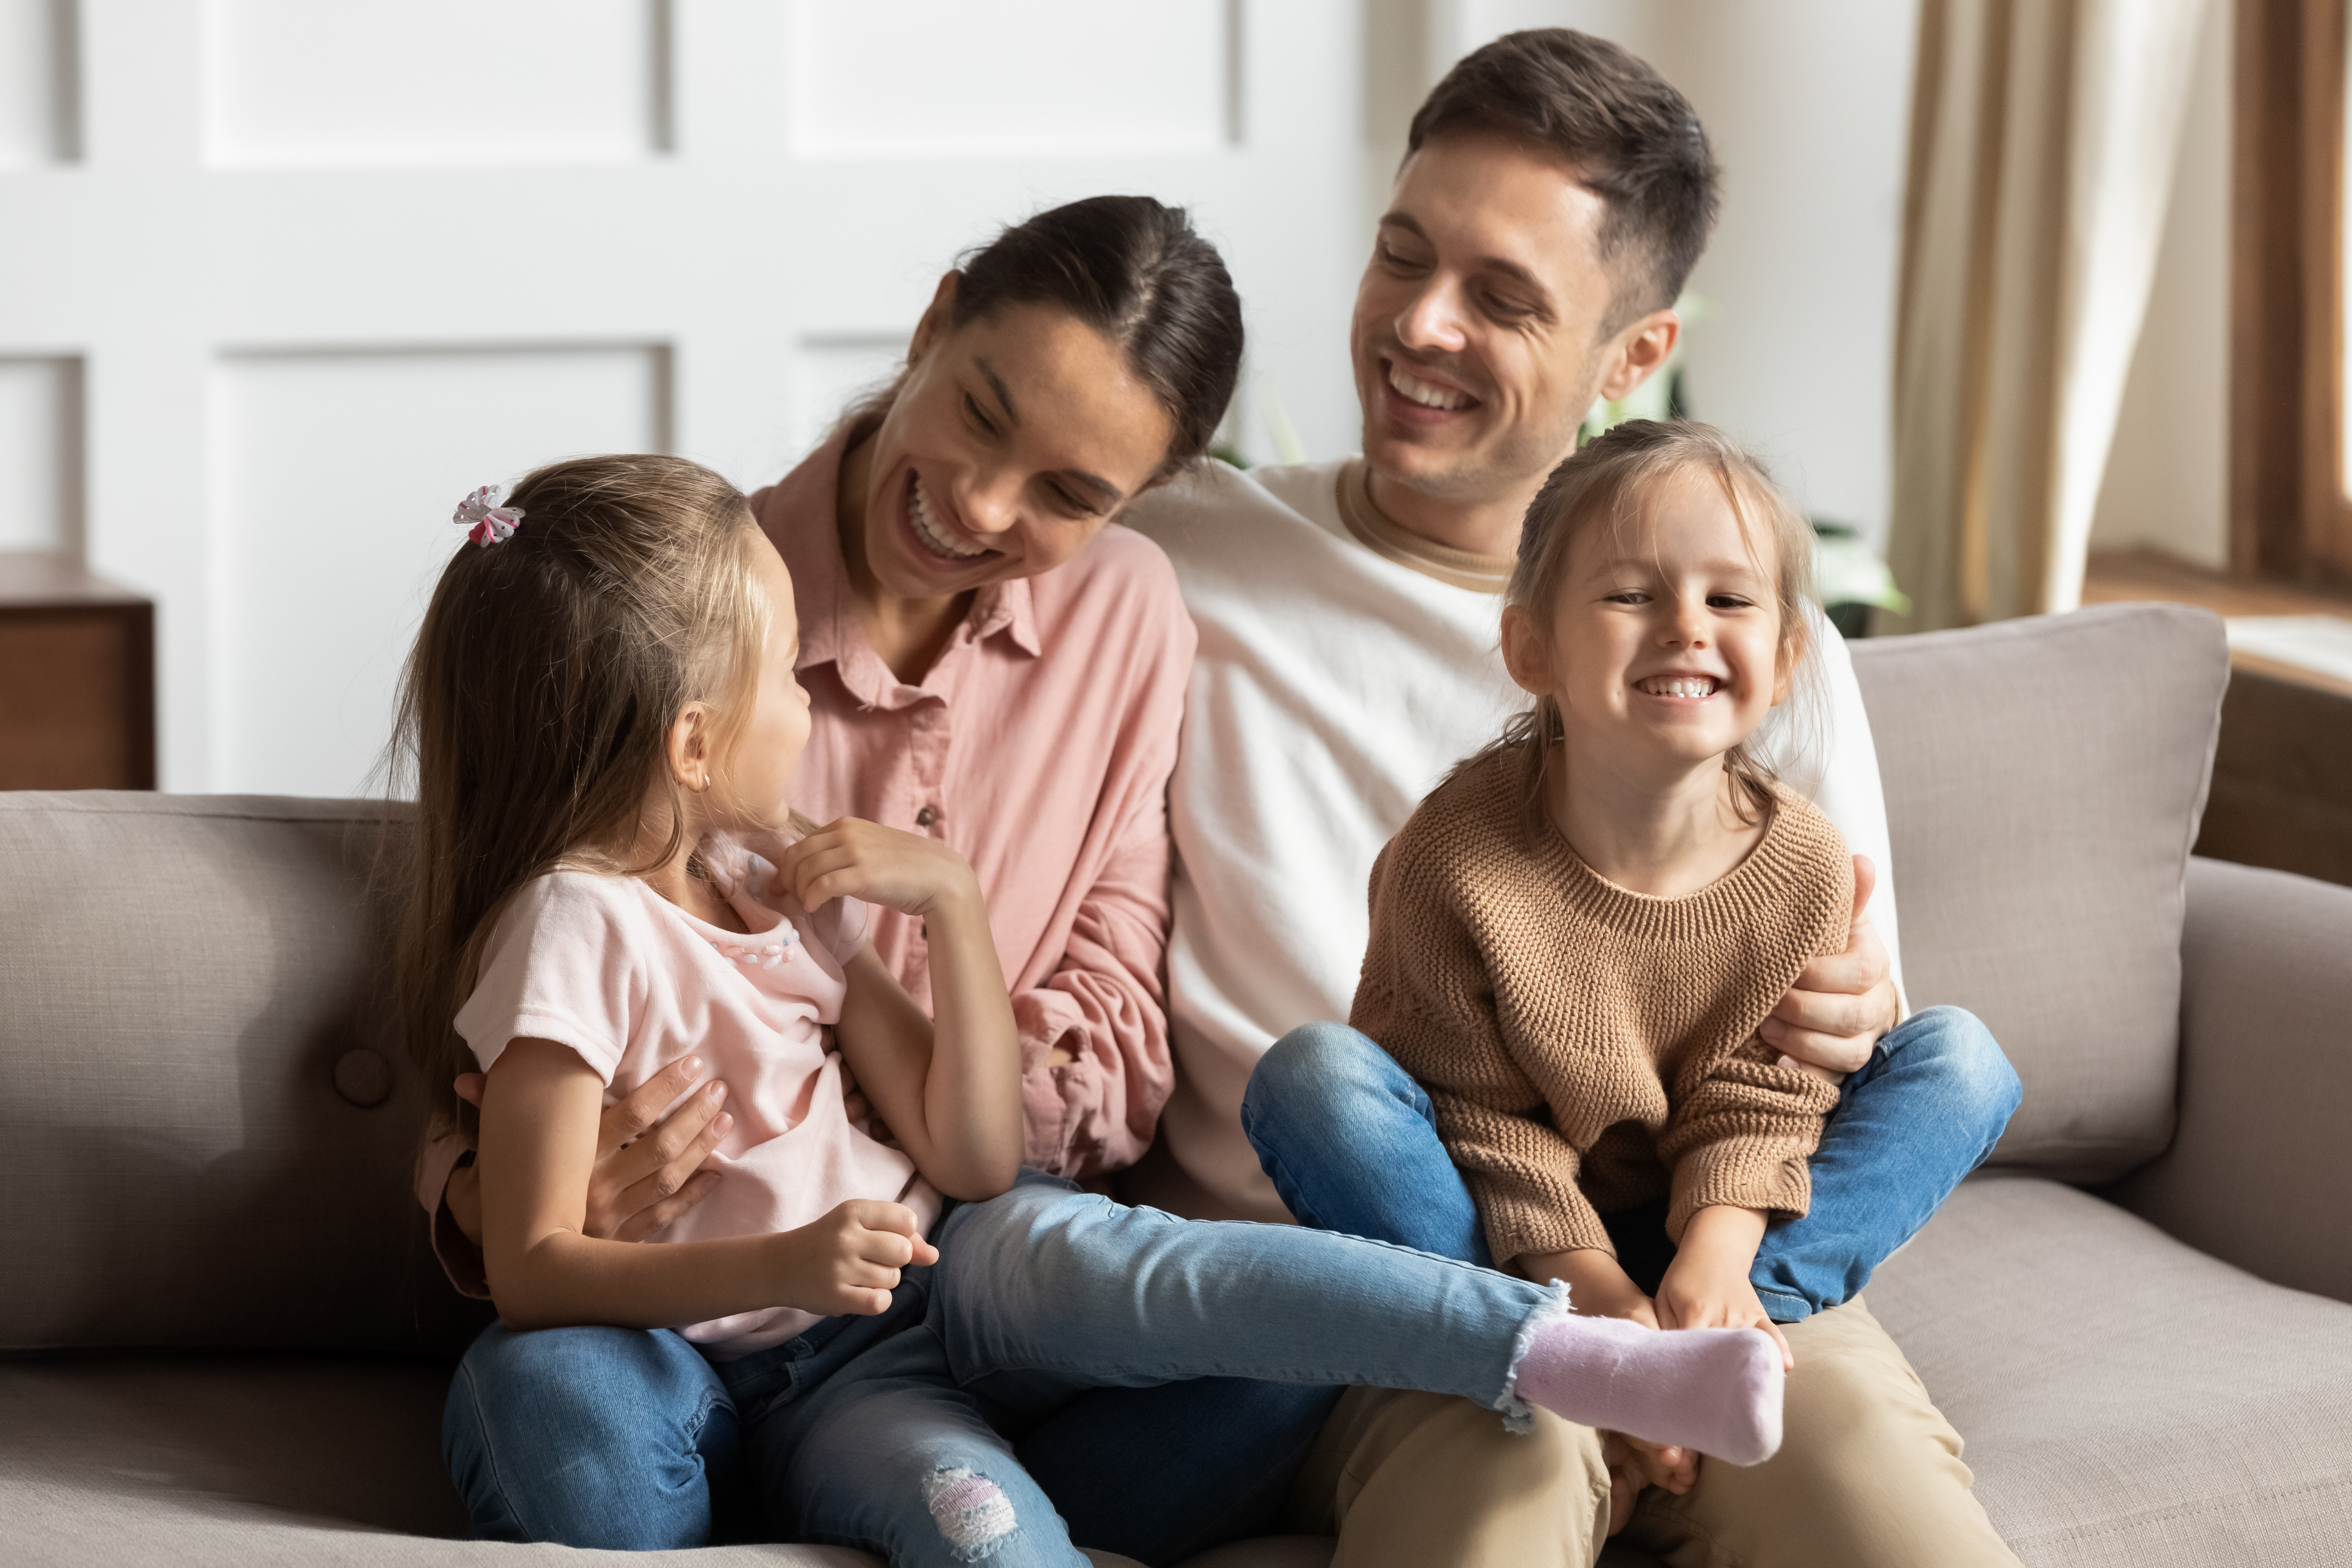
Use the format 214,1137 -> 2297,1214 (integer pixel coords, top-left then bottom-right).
1407,29 -> 1721,331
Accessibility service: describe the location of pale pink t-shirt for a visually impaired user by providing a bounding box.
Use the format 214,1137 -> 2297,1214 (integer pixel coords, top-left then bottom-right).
453,838 -> 940,1359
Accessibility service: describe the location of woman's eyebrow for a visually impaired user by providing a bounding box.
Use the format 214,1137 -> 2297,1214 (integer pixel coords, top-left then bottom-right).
975,357 -> 1019,426
1060,470 -> 1123,508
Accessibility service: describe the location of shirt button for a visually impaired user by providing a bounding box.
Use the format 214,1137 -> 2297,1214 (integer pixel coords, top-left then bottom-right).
915,804 -> 940,828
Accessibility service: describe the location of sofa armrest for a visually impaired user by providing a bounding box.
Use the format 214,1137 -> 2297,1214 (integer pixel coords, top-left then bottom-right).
2111,857 -> 2352,1304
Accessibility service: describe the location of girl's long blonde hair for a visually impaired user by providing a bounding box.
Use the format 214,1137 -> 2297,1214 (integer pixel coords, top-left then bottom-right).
1463,419 -> 1824,841
386,454 -> 770,1143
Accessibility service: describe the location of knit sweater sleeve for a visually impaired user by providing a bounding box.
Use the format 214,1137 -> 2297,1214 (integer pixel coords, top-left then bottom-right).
1654,808 -> 1853,1241
1350,835 -> 1617,1267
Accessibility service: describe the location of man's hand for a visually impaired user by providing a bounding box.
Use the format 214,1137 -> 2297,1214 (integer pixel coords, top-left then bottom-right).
1758,853 -> 1899,1081
446,1052 -> 732,1246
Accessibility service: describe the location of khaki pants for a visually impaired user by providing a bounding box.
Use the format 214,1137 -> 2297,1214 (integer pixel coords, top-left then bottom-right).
1289,1298 -> 2019,1568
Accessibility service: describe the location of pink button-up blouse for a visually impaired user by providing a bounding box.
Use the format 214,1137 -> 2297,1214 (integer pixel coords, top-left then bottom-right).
753,421 -> 1193,1178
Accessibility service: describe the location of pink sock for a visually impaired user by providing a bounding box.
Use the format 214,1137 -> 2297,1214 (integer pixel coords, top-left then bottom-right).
1509,1309 -> 1784,1466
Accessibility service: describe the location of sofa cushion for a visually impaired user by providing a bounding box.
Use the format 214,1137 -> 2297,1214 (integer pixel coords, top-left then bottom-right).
0,1354 -> 1256,1567
0,793 -> 487,1354
1868,1175 -> 2352,1566
1849,604 -> 2226,1181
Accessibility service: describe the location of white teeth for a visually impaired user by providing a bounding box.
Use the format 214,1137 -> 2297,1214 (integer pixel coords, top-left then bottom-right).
1387,362 -> 1474,411
909,474 -> 987,560
1640,676 -> 1719,699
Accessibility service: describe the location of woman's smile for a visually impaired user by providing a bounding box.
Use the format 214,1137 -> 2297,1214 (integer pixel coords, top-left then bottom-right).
903,470 -> 997,565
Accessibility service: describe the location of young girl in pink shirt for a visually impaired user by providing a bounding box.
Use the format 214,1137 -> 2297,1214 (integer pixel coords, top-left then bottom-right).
396,451 -> 1793,1568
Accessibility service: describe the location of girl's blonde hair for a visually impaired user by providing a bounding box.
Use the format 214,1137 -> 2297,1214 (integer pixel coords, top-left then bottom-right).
387,454 -> 770,1142
1468,419 -> 1823,841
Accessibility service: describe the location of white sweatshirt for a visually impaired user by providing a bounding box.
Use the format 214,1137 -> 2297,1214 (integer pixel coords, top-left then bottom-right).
1126,459 -> 1906,1222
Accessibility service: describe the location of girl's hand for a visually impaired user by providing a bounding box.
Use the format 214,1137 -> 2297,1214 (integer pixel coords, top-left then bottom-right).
776,817 -> 983,923
1654,1206 -> 1794,1369
769,1199 -> 940,1317
1520,1246 -> 1660,1329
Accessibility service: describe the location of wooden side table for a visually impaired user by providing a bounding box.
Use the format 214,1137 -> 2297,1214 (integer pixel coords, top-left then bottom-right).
2083,549 -> 2352,889
0,552 -> 156,790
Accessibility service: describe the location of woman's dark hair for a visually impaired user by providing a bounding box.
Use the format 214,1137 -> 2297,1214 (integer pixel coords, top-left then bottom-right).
858,195 -> 1245,481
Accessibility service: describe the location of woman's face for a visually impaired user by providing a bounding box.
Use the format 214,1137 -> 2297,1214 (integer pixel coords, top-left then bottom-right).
852,288 -> 1177,601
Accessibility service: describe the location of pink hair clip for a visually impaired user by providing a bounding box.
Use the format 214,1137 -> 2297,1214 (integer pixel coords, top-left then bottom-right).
453,484 -> 525,547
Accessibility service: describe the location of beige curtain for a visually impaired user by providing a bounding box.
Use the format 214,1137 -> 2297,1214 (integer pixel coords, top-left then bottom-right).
1887,0 -> 2208,631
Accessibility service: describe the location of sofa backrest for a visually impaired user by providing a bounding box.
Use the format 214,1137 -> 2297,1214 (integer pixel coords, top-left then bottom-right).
0,605 -> 2228,1352
0,793 -> 488,1354
1851,602 -> 2227,1183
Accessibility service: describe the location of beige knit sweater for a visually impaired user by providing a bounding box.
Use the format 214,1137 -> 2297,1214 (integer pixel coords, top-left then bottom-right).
1351,748 -> 1854,1267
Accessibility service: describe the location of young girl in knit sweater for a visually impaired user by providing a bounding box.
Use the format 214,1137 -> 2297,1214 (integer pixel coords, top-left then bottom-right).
398,453 -> 1794,1568
1245,419 -> 2020,1547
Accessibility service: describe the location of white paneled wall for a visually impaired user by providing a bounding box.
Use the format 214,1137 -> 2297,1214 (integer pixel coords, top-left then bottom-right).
202,0 -> 669,167
0,357 -> 81,551
208,347 -> 668,795
3,0 -> 1371,793
784,0 -> 1238,159
0,0 -> 74,167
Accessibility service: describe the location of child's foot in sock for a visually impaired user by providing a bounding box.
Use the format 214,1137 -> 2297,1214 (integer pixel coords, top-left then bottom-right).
1513,1312 -> 1783,1465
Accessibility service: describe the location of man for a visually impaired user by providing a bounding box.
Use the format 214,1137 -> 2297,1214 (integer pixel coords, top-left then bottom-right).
1120,28 -> 2020,1568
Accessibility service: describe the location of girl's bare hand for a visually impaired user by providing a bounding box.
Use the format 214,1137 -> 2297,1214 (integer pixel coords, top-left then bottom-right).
776,817 -> 984,922
1655,1207 -> 1795,1370
771,1200 -> 940,1317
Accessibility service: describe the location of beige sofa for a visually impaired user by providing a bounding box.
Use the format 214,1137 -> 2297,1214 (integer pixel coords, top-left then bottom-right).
5,602 -> 2350,1568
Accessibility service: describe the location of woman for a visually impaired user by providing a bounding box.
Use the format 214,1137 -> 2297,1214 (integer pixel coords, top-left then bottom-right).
416,197 -> 1332,1558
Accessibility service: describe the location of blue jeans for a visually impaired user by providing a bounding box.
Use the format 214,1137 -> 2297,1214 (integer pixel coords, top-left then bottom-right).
1241,1005 -> 2021,1320
443,1176 -> 1555,1563
703,1174 -> 1568,1567
443,1318 -> 1330,1561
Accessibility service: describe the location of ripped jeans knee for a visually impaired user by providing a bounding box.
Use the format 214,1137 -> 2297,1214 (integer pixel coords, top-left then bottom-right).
922,1465 -> 1021,1561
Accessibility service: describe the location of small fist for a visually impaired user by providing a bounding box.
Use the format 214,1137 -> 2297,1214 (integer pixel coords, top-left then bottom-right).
778,1200 -> 940,1317
775,817 -> 982,921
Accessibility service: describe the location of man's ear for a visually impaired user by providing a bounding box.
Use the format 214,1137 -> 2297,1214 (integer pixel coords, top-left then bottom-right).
1499,604 -> 1558,700
666,702 -> 714,790
1592,308 -> 1680,405
906,271 -> 962,364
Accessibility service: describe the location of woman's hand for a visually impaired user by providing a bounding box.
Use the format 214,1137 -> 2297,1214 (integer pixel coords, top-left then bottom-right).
447,1052 -> 733,1246
768,1199 -> 940,1317
776,817 -> 985,923
1758,854 -> 1899,1081
1654,1206 -> 1793,1369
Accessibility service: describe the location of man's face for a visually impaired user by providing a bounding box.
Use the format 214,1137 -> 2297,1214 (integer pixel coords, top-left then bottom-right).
1350,133 -> 1627,505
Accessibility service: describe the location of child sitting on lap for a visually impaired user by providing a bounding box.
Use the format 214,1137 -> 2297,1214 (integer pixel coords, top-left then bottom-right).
1245,420 -> 2021,1556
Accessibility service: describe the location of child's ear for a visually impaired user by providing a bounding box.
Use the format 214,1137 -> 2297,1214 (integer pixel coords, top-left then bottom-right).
667,702 -> 714,791
1499,605 -> 1558,700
